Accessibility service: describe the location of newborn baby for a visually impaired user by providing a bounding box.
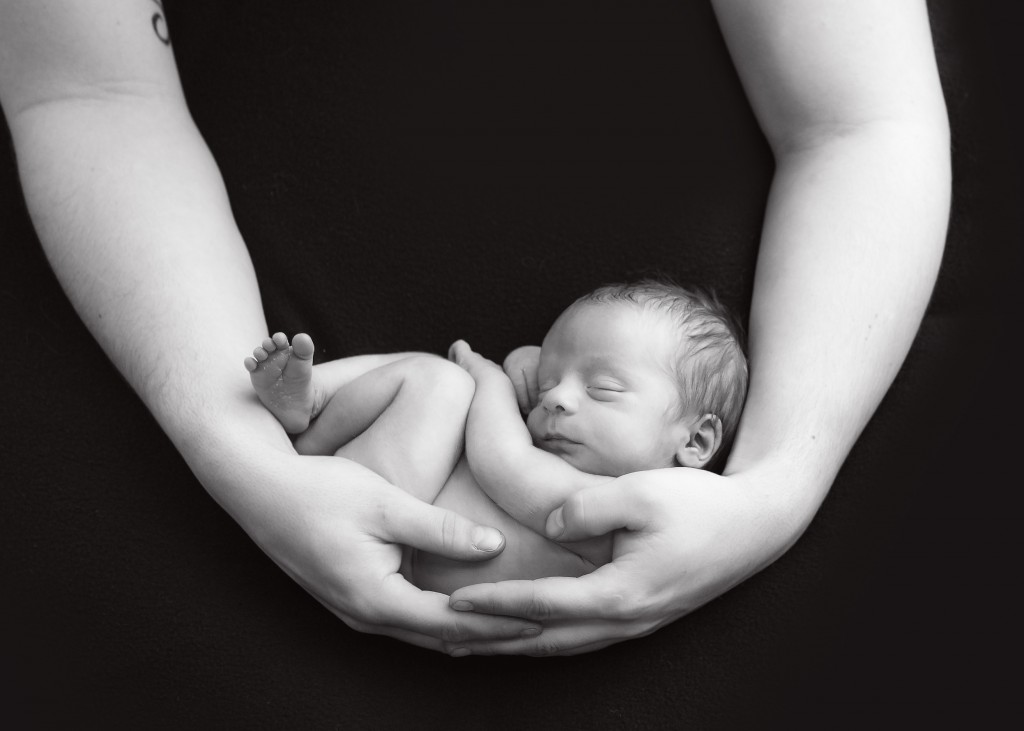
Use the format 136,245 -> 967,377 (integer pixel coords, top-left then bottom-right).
244,280 -> 747,593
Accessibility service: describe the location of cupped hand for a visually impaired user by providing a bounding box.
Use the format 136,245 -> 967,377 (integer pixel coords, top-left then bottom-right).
206,449 -> 542,652
445,467 -> 798,656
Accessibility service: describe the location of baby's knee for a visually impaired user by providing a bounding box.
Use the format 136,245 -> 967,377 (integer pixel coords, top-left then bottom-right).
400,354 -> 475,409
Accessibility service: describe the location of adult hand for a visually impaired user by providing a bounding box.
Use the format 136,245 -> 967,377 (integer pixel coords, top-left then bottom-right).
444,467 -> 799,656
206,446 -> 542,652
502,345 -> 541,414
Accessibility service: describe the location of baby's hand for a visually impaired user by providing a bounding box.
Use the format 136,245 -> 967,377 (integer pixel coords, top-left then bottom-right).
502,346 -> 541,414
448,340 -> 504,380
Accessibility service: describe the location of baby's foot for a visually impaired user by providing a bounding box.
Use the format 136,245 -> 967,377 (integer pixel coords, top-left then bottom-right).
244,332 -> 316,433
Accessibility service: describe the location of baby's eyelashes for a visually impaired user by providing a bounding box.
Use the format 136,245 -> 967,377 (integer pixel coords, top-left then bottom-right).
587,386 -> 624,402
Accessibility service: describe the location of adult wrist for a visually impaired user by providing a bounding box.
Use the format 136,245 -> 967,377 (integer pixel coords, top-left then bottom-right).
724,457 -> 834,548
152,380 -> 293,479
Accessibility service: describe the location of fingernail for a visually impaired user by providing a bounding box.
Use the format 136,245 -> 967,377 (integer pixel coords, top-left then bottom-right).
521,626 -> 541,638
545,507 -> 565,538
471,527 -> 503,552
450,648 -> 471,658
451,600 -> 473,611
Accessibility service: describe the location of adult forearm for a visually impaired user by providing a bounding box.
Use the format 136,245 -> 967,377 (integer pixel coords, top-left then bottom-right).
726,123 -> 950,520
8,96 -> 289,470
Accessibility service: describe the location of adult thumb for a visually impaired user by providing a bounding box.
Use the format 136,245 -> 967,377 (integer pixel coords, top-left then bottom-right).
544,480 -> 641,542
380,491 -> 506,561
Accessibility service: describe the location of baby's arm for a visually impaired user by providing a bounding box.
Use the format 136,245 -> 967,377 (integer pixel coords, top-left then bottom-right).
449,341 -> 613,539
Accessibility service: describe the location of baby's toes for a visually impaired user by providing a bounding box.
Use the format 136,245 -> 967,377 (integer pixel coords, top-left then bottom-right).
253,346 -> 270,362
291,333 -> 315,360
272,332 -> 290,350
243,356 -> 259,372
262,336 -> 279,353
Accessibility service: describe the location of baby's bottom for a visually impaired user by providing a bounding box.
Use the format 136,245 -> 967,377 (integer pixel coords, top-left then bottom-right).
298,354 -> 593,592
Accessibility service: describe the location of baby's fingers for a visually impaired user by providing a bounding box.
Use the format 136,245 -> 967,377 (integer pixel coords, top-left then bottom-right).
448,339 -> 472,365
502,345 -> 541,412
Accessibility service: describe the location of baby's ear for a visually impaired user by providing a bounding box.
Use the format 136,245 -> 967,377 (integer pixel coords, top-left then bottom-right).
675,414 -> 723,469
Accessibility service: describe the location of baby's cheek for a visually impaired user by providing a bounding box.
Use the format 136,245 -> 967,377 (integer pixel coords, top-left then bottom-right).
525,410 -> 545,444
604,428 -> 662,474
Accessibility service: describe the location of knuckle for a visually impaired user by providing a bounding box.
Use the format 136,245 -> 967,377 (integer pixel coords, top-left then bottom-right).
563,493 -> 587,531
527,591 -> 552,621
595,589 -> 630,619
630,481 -> 660,514
590,584 -> 649,622
614,594 -> 648,623
439,511 -> 458,554
439,619 -> 468,644
529,638 -> 563,657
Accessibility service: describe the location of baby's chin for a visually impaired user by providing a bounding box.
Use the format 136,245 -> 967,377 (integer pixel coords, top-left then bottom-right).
531,431 -> 641,476
552,446 -> 626,477
545,442 -> 677,477
534,438 -> 599,474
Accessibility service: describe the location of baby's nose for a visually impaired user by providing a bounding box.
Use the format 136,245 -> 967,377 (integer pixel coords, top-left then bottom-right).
542,382 -> 579,414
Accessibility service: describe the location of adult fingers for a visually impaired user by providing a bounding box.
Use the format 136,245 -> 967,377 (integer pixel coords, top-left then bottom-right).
290,555 -> 539,651
449,563 -> 641,622
544,478 -> 655,542
377,490 -> 507,562
366,574 -> 543,646
443,621 -> 631,657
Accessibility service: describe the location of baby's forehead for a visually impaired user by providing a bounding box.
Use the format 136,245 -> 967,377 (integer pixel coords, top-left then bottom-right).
558,299 -> 680,333
545,301 -> 686,361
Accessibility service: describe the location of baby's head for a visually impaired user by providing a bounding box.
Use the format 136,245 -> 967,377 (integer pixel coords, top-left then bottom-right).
526,280 -> 748,476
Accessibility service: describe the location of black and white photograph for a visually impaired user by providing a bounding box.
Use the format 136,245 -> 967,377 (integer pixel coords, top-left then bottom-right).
2,1 -> 1020,728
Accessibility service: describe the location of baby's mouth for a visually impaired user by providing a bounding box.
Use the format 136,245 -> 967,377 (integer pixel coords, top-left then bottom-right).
541,432 -> 582,448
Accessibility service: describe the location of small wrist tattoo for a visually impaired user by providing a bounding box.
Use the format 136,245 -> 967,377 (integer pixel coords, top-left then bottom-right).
151,0 -> 170,46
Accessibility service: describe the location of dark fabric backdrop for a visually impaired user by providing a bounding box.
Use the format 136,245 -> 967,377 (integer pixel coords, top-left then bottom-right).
2,1 -> 1020,728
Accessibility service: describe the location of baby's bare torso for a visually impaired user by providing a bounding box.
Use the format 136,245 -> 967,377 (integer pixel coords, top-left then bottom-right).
405,456 -> 596,594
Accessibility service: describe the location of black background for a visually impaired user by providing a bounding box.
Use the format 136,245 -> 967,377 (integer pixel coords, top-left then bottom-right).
2,1 -> 1021,728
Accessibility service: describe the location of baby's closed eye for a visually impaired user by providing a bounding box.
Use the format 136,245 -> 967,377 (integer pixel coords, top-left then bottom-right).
587,382 -> 625,400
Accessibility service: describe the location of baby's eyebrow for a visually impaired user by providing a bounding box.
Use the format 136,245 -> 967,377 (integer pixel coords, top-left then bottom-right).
583,361 -> 635,383
582,353 -> 633,371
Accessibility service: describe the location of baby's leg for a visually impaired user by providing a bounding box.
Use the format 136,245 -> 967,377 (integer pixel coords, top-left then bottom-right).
244,332 -> 318,434
297,355 -> 474,504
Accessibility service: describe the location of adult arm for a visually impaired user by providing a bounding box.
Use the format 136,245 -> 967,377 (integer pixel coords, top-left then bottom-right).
0,0 -> 537,651
445,0 -> 951,656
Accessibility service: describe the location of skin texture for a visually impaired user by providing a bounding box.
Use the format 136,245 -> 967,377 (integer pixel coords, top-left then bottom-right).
445,0 -> 951,656
0,0 -> 536,652
0,0 -> 950,656
526,304 -> 716,476
447,301 -> 725,546
244,337 -> 603,593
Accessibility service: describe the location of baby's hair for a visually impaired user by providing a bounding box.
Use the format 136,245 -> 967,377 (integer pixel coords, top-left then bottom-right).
571,279 -> 749,468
